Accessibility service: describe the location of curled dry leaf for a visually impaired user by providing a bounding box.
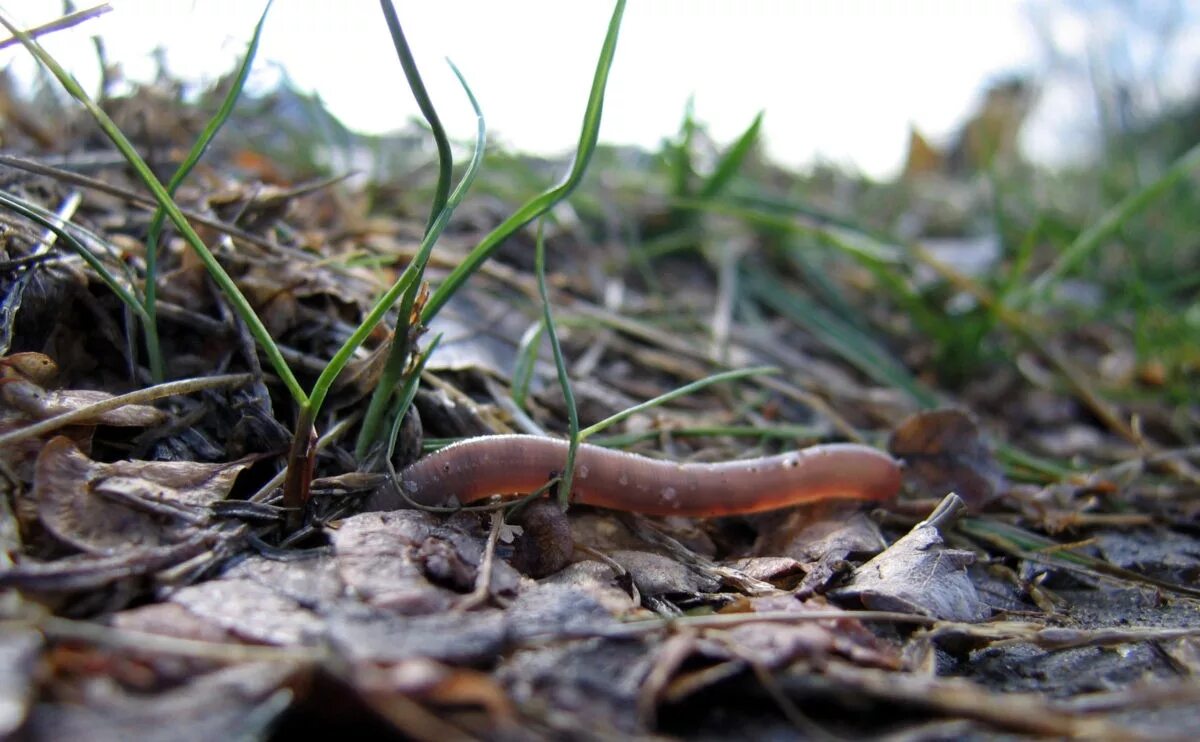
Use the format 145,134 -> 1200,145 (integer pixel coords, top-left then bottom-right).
0,534 -> 214,592
833,494 -> 988,622
34,436 -> 249,554
889,408 -> 1005,509
0,352 -> 58,385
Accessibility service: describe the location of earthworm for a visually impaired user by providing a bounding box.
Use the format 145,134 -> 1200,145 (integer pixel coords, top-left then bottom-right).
390,435 -> 901,516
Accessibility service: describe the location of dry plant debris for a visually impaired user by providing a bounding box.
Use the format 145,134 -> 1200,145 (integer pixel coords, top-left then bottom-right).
0,9 -> 1199,740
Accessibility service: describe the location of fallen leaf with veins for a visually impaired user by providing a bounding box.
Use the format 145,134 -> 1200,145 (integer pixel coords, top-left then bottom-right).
34,436 -> 249,554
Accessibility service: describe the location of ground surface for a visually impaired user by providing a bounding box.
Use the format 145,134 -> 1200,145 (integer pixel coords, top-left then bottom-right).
0,64 -> 1199,740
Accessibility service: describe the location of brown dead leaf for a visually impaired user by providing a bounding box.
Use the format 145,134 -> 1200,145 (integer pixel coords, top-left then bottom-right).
889,408 -> 1005,509
0,352 -> 58,385
833,495 -> 988,622
754,506 -> 887,597
0,377 -> 165,427
34,436 -> 248,554
357,658 -> 516,726
726,594 -> 903,670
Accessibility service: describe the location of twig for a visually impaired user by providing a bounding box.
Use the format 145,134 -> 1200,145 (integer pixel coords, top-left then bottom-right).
0,373 -> 254,447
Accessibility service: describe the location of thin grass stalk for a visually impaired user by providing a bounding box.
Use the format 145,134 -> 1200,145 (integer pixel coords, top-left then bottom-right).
355,3 -> 459,459
0,11 -> 306,404
577,366 -> 778,440
379,0 -> 452,230
350,60 -> 485,457
534,219 -> 581,508
141,0 -> 272,382
382,333 -> 442,465
419,0 -> 626,325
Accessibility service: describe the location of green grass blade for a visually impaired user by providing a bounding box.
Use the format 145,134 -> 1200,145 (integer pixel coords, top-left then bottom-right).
510,320 -> 545,411
668,97 -> 697,198
698,111 -> 762,199
419,0 -> 626,325
578,365 -> 779,440
535,219 -> 581,507
0,10 -> 306,404
0,191 -> 148,323
140,0 -> 271,382
353,1 -> 463,458
744,268 -> 939,408
382,332 -> 442,465
1022,139 -> 1200,302
379,0 -> 452,230
316,60 -> 485,421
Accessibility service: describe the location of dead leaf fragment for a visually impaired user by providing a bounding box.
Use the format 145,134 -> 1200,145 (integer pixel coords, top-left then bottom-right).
24,661 -> 299,742
34,436 -> 247,554
833,494 -> 988,622
890,408 -> 1005,509
1,378 -> 165,427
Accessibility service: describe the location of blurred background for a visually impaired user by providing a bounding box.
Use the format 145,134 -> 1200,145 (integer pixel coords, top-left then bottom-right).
2,0 -> 1197,179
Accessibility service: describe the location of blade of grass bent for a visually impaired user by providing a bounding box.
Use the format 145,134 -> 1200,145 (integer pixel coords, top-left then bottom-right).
0,4 -> 111,51
355,3 -> 459,458
419,0 -> 626,325
142,0 -> 272,382
310,60 -> 485,420
0,11 -> 306,405
379,0 -> 452,230
351,60 -> 485,457
0,191 -> 147,323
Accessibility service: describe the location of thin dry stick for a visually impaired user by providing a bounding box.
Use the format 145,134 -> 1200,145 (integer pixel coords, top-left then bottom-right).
0,154 -> 286,255
455,509 -> 506,612
24,616 -> 327,663
0,373 -> 254,447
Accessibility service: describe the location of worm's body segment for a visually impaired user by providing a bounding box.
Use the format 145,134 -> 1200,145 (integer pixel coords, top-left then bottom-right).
393,435 -> 900,516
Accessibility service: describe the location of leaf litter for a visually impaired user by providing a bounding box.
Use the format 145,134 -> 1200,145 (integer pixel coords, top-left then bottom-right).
0,17 -> 1198,742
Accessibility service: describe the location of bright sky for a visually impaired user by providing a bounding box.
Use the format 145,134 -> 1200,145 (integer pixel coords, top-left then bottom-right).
0,1 -> 1190,178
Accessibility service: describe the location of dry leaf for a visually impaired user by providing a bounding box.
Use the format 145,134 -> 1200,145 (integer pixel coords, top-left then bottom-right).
34,436 -> 248,554
833,495 -> 988,622
1,377 -> 165,427
889,408 -> 1005,509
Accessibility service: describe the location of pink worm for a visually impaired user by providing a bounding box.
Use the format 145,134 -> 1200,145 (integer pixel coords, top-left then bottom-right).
393,435 -> 901,516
